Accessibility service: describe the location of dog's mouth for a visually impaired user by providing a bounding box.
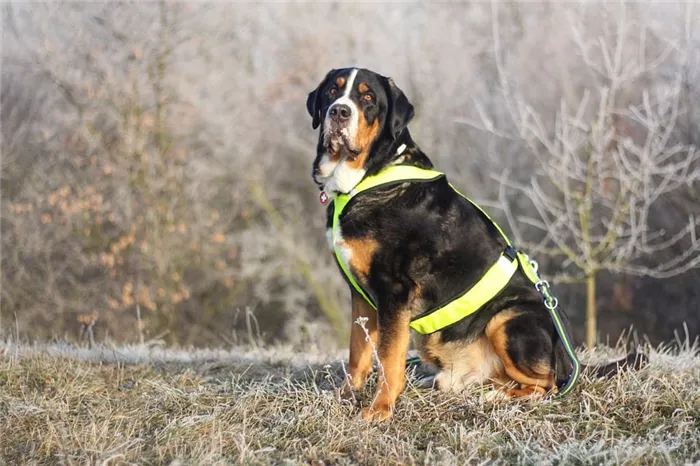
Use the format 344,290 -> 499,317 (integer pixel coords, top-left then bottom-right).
313,142 -> 360,188
324,127 -> 360,160
334,143 -> 360,161
313,146 -> 355,184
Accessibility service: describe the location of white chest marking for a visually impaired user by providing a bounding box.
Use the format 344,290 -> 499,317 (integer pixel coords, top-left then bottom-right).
324,162 -> 365,195
325,228 -> 334,251
329,225 -> 353,271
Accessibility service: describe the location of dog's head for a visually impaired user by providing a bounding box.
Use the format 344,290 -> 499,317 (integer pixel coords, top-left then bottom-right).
306,68 -> 414,194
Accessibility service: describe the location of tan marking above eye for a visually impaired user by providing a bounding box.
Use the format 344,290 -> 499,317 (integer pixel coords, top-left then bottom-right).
358,82 -> 369,93
336,77 -> 346,88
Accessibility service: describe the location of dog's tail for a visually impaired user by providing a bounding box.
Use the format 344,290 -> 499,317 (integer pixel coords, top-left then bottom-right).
582,350 -> 648,378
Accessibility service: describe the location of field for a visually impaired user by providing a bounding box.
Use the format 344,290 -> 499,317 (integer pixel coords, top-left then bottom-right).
1,339 -> 699,465
2,3 -> 700,465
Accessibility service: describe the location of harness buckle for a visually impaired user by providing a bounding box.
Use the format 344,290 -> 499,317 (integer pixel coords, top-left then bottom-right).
535,278 -> 558,309
503,245 -> 517,261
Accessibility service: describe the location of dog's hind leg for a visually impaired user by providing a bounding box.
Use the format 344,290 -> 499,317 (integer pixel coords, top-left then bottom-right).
486,310 -> 557,397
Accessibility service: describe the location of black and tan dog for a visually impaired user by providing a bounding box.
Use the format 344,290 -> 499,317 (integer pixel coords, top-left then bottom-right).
306,67 -> 644,421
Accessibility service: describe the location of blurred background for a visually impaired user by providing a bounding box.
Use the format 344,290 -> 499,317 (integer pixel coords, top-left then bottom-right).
2,1 -> 698,349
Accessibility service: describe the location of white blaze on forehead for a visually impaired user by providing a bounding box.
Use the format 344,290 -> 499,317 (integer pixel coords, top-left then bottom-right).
340,68 -> 358,99
325,68 -> 359,135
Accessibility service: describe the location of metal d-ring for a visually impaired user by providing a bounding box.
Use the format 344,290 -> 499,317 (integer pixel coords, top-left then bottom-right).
544,296 -> 559,310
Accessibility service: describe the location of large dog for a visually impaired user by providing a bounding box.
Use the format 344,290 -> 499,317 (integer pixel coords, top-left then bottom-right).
306,67 -> 644,421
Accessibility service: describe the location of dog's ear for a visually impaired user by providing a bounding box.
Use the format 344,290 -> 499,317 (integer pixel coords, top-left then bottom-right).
386,77 -> 415,140
306,69 -> 336,130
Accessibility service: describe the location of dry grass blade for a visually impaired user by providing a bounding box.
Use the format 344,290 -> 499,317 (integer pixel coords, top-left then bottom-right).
1,339 -> 698,465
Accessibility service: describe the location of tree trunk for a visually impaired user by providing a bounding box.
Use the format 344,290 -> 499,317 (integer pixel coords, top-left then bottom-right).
586,272 -> 597,349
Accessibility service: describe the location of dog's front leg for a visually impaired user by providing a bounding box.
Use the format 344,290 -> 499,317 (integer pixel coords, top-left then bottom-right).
362,311 -> 411,421
340,290 -> 378,396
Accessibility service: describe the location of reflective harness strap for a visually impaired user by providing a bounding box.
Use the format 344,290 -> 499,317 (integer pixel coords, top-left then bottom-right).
331,164 -> 580,396
449,185 -> 581,396
409,247 -> 518,334
333,193 -> 378,310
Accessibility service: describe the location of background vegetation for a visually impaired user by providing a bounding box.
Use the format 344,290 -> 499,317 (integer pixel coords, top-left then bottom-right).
2,1 -> 699,348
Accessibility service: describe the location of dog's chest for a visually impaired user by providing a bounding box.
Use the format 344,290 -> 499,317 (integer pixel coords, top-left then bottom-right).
318,154 -> 366,196
327,224 -> 378,284
327,226 -> 353,270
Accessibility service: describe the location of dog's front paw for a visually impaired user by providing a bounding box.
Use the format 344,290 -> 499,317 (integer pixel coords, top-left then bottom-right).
361,403 -> 393,422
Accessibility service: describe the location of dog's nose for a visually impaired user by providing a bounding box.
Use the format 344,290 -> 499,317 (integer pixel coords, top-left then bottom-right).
329,104 -> 351,122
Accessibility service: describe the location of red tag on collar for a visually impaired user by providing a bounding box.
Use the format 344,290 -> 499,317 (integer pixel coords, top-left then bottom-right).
319,191 -> 329,205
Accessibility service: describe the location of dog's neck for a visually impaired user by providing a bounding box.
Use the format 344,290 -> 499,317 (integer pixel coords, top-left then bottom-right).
363,131 -> 433,177
321,131 -> 433,197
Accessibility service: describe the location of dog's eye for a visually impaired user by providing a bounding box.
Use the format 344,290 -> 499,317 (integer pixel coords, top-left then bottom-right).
329,87 -> 338,96
363,93 -> 374,103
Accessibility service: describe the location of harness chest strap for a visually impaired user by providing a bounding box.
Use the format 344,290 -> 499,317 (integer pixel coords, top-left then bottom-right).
330,164 -> 580,396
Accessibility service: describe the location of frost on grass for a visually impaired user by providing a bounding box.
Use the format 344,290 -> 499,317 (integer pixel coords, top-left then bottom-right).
1,337 -> 346,367
1,338 -> 699,465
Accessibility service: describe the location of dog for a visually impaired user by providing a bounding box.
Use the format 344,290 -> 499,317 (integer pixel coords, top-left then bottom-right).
306,67 -> 645,421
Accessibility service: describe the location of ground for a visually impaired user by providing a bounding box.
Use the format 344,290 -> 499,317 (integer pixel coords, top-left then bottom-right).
1,339 -> 699,465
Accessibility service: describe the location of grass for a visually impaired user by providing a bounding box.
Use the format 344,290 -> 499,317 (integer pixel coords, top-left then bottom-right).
1,338 -> 699,465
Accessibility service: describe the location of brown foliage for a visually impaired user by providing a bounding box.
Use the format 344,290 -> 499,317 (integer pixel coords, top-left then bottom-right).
1,2 -> 699,347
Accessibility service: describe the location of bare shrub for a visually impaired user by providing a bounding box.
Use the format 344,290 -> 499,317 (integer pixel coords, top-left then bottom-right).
476,2 -> 700,348
2,2 -> 699,347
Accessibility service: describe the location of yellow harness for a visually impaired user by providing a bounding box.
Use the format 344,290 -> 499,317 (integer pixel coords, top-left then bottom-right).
330,164 -> 581,396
